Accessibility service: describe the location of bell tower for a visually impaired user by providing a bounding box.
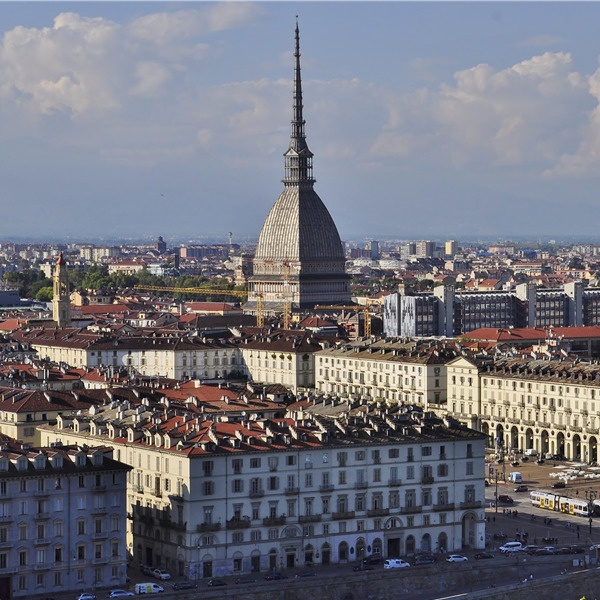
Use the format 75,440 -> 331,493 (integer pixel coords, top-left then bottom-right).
52,252 -> 71,327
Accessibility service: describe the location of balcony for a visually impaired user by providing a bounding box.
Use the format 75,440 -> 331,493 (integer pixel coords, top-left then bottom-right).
460,500 -> 482,509
299,514 -> 322,524
93,557 -> 109,565
367,508 -> 389,518
319,484 -> 334,493
285,487 -> 300,496
33,563 -> 52,571
91,507 -> 107,516
332,511 -> 355,521
262,516 -> 286,527
33,512 -> 50,520
354,482 -> 369,490
197,522 -> 221,533
34,538 -> 51,546
0,515 -> 13,523
421,476 -> 434,485
33,491 -> 50,499
387,479 -> 402,487
248,489 -> 265,498
571,426 -> 583,433
433,503 -> 455,512
226,516 -> 251,530
92,532 -> 109,540
158,518 -> 187,531
555,423 -> 566,430
400,505 -> 423,515
92,484 -> 107,492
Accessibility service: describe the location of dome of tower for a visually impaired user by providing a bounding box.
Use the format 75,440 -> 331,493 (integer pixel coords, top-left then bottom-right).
255,186 -> 345,263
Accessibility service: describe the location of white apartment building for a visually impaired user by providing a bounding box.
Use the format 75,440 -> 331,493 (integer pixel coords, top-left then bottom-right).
447,355 -> 600,462
0,441 -> 130,598
314,340 -> 458,409
38,400 -> 486,580
13,329 -> 240,381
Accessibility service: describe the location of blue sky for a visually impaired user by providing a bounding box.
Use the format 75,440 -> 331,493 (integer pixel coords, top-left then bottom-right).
1,1 -> 600,245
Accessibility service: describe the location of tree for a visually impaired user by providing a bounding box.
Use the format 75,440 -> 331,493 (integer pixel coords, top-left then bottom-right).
35,286 -> 53,302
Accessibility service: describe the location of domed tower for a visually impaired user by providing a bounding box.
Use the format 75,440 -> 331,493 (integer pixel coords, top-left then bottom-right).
246,21 -> 350,316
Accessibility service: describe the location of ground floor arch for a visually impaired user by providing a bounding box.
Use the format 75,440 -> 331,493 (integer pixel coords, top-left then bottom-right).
420,533 -> 432,553
462,512 -> 477,548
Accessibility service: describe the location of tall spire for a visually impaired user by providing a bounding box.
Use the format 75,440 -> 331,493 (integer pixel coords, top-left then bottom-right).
283,17 -> 314,187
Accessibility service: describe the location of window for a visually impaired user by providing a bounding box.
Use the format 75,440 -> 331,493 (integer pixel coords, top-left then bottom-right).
338,471 -> 346,485
203,481 -> 214,495
250,458 -> 261,469
202,461 -> 214,476
407,448 -> 414,462
388,448 -> 399,459
232,459 -> 243,474
422,446 -> 432,456
337,452 -> 347,466
232,479 -> 244,493
373,468 -> 381,483
437,464 -> 449,477
286,455 -> 296,466
268,476 -> 279,491
406,466 -> 415,480
355,450 -> 365,461
305,473 -> 313,487
268,457 -> 279,472
466,462 -> 473,476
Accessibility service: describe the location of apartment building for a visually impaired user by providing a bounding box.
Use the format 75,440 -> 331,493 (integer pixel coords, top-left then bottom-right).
384,281 -> 600,337
0,440 -> 130,598
37,399 -> 486,580
12,329 -> 240,381
446,355 -> 600,463
314,339 -> 458,410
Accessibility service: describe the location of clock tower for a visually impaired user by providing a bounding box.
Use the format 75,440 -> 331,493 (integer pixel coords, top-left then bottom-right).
52,252 -> 72,327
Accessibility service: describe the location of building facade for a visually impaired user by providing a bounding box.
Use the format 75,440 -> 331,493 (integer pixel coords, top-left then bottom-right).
38,401 -> 486,580
0,441 -> 130,598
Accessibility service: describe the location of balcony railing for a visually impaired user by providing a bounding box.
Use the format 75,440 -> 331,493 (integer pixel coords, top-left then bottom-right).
262,516 -> 286,527
197,522 -> 221,533
400,505 -> 423,515
332,511 -> 355,520
367,508 -> 389,517
298,514 -> 322,523
421,476 -> 434,485
285,487 -> 300,496
226,517 -> 251,530
319,484 -> 334,493
354,482 -> 369,490
433,502 -> 455,512
248,489 -> 265,498
460,500 -> 482,509
387,479 -> 402,487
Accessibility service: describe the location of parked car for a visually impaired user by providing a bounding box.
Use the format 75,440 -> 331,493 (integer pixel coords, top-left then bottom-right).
552,481 -> 566,489
295,571 -> 316,578
78,594 -> 96,600
206,579 -> 226,587
414,554 -> 436,565
474,552 -> 494,560
234,577 -> 257,585
151,570 -> 171,581
109,591 -> 134,598
498,494 -> 514,504
514,485 -> 529,492
522,545 -> 540,555
171,582 -> 197,591
362,555 -> 383,566
383,558 -> 410,569
264,573 -> 288,581
534,548 -> 555,556
141,566 -> 154,576
446,555 -> 468,563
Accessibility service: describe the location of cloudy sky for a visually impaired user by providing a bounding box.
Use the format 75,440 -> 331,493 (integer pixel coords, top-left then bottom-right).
1,1 -> 600,245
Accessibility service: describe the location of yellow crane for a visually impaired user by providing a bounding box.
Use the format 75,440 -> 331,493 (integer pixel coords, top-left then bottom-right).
133,285 -> 265,326
314,304 -> 373,337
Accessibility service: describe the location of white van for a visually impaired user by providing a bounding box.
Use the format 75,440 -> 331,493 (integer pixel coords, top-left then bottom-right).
134,583 -> 164,595
499,541 -> 522,554
383,558 -> 410,569
508,472 -> 522,483
524,449 -> 538,456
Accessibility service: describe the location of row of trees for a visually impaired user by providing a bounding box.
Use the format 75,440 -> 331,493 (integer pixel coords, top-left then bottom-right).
3,266 -> 246,302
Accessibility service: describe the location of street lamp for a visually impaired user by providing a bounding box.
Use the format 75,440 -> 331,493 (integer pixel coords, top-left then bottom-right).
586,489 -> 597,536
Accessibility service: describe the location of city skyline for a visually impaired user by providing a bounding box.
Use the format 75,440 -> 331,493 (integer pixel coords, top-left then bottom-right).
2,2 -> 600,242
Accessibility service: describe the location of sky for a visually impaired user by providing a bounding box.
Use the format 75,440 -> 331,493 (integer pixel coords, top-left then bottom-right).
1,1 -> 600,245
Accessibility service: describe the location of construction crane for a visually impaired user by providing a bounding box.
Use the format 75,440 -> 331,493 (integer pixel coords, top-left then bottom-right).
133,284 -> 266,328
314,304 -> 374,337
